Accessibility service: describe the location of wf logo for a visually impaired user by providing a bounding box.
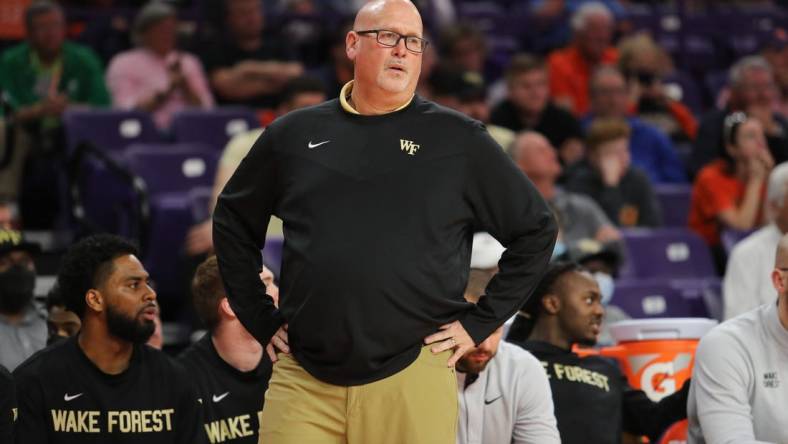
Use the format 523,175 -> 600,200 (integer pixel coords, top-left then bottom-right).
400,139 -> 420,156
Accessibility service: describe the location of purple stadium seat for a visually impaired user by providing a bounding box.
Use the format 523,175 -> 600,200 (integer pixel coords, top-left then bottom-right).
620,228 -> 717,279
653,184 -> 692,227
610,280 -> 693,319
63,109 -> 161,155
170,108 -> 260,150
123,144 -> 220,297
123,143 -> 218,195
63,110 -> 162,233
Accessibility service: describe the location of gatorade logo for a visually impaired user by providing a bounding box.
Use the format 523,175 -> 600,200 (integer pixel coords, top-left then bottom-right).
628,353 -> 692,402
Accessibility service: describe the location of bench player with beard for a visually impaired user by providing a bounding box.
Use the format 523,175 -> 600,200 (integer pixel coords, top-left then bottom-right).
456,269 -> 559,444
12,234 -> 206,443
507,261 -> 689,444
179,256 -> 278,444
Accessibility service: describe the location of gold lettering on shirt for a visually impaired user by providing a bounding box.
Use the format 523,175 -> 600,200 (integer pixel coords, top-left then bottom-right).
107,409 -> 174,433
49,409 -> 175,433
550,363 -> 610,392
50,410 -> 101,433
204,413 -> 258,443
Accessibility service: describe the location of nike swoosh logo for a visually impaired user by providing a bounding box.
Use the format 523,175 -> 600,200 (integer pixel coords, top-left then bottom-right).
308,140 -> 330,149
212,392 -> 230,403
64,393 -> 83,402
484,395 -> 502,405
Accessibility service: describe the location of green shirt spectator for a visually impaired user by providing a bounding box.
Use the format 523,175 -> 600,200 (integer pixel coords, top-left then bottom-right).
0,41 -> 110,112
0,1 -> 109,128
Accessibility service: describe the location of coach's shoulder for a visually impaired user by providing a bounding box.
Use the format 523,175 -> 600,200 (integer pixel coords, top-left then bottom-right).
416,97 -> 480,127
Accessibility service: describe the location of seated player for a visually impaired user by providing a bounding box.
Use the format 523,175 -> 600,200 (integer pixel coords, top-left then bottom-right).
507,261 -> 689,444
13,234 -> 205,443
179,256 -> 276,443
687,233 -> 788,443
457,269 -> 559,444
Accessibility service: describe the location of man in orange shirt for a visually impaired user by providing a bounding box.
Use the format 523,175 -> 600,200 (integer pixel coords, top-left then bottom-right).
548,2 -> 618,116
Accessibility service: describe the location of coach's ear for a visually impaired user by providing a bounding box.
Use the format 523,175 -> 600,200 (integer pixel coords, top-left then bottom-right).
346,30 -> 360,61
218,298 -> 237,320
85,289 -> 105,314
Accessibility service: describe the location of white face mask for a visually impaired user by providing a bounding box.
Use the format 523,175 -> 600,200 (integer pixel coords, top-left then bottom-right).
593,272 -> 615,306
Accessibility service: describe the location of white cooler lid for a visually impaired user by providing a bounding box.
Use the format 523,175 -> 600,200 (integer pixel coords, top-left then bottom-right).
609,318 -> 718,342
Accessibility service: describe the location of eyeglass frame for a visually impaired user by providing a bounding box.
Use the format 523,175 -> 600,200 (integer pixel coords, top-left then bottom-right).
354,29 -> 429,53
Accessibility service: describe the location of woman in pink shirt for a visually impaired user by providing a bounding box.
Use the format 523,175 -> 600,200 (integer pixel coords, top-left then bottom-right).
106,2 -> 214,129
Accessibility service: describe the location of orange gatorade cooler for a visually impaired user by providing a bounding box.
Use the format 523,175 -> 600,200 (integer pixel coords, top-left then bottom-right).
599,318 -> 718,444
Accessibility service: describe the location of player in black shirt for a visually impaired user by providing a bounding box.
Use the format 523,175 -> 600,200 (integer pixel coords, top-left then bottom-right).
1,364 -> 15,443
13,234 -> 206,444
179,256 -> 274,444
506,261 -> 689,444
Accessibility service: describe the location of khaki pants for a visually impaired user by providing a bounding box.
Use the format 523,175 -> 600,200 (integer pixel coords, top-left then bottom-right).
259,347 -> 458,444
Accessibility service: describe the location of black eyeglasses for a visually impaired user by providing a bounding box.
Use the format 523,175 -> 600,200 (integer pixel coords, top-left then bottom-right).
355,29 -> 428,53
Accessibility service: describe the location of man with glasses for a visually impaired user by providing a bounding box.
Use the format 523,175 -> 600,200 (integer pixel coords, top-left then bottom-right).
688,233 -> 788,443
692,55 -> 788,175
212,1 -> 556,443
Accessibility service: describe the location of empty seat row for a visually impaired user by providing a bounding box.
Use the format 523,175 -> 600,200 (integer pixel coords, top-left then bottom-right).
63,107 -> 260,155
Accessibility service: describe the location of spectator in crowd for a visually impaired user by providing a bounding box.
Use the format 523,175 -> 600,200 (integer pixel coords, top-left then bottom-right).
312,21 -> 355,99
521,0 -> 625,54
761,28 -> 788,116
510,131 -> 621,248
13,234 -> 206,443
439,22 -> 496,85
490,54 -> 584,166
0,1 -> 109,131
585,66 -> 687,183
184,75 -> 327,257
0,0 -> 110,228
692,56 -> 788,175
0,229 -> 45,371
275,75 -> 326,116
200,0 -> 303,109
427,62 -> 515,149
507,261 -> 691,444
179,256 -> 276,444
689,112 -> 773,270
0,364 -> 14,444
106,2 -> 214,129
688,233 -> 788,444
44,283 -> 81,346
548,2 -> 618,116
724,162 -> 788,319
617,33 -> 698,143
457,268 -> 560,444
566,117 -> 662,227
0,198 -> 15,229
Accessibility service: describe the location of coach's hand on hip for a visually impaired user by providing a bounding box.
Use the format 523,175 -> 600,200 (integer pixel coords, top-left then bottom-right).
266,324 -> 290,363
424,321 -> 474,367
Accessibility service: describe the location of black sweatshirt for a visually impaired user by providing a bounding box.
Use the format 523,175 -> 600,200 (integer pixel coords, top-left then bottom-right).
178,334 -> 271,444
1,365 -> 15,443
12,336 -> 206,444
508,337 -> 689,444
213,93 -> 557,386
